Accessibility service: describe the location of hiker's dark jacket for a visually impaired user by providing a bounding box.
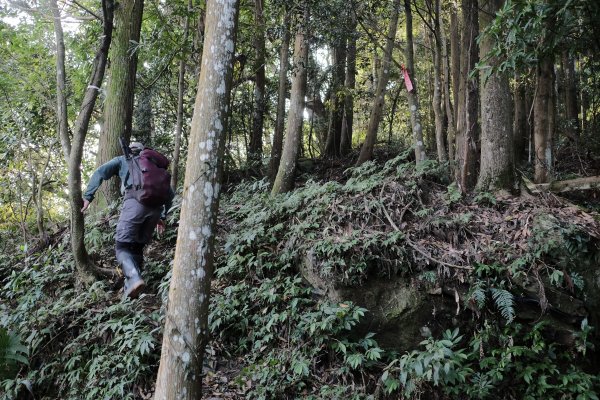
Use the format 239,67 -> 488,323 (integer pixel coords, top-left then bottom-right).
83,155 -> 174,218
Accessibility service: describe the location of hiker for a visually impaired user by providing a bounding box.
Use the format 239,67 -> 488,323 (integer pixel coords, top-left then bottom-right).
81,142 -> 174,298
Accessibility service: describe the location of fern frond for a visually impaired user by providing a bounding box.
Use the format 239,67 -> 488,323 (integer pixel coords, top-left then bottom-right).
490,288 -> 515,322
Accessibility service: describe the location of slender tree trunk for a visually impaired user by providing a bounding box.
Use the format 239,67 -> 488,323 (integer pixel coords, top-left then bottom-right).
154,0 -> 240,398
405,0 -> 426,163
440,1 -> 456,161
50,0 -> 70,163
272,5 -> 310,194
35,147 -> 53,242
562,51 -> 579,141
50,0 -> 114,284
579,57 -> 587,133
324,40 -> 347,157
433,0 -> 446,162
476,0 -> 514,191
95,0 -> 144,208
340,12 -> 357,156
171,0 -> 193,190
268,10 -> 291,181
513,72 -> 527,164
450,0 -> 460,124
455,0 -> 479,192
356,0 -> 400,166
534,55 -> 554,183
249,0 -> 266,164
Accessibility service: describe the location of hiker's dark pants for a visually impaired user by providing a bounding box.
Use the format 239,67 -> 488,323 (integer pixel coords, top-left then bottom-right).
115,198 -> 162,273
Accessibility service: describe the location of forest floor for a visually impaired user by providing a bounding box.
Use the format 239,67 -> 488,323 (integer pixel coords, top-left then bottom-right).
4,147 -> 600,399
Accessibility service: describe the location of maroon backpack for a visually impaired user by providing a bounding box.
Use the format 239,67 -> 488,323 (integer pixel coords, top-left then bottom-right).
126,149 -> 171,207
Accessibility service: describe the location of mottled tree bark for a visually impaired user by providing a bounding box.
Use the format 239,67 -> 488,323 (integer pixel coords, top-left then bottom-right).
356,0 -> 400,166
95,0 -> 144,208
268,10 -> 291,181
272,5 -> 309,194
476,0 -> 514,191
171,0 -> 193,191
455,0 -> 479,192
154,0 -> 240,398
534,55 -> 554,183
249,0 -> 266,164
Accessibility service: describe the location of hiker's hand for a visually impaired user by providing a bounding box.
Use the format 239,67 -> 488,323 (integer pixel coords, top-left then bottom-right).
156,219 -> 166,235
81,199 -> 90,213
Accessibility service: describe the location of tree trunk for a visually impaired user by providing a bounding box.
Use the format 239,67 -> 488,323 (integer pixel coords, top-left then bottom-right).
450,0 -> 460,125
50,0 -> 70,163
171,0 -> 193,191
324,40 -> 347,157
455,0 -> 479,192
476,0 -> 514,191
268,9 -> 291,181
534,55 -> 554,183
95,0 -> 144,208
249,0 -> 266,164
513,73 -> 527,164
562,51 -> 579,141
404,0 -> 426,163
340,12 -> 357,156
271,5 -> 309,194
433,0 -> 446,162
50,0 -> 114,284
440,0 -> 456,162
153,0 -> 240,398
356,0 -> 400,166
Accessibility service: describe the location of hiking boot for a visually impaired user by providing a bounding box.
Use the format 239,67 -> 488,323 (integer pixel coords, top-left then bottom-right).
124,277 -> 146,299
120,257 -> 146,299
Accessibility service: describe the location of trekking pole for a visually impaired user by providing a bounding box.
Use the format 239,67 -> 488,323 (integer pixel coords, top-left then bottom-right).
119,136 -> 131,160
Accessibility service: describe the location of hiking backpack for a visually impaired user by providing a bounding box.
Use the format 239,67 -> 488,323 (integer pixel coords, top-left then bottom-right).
126,149 -> 172,207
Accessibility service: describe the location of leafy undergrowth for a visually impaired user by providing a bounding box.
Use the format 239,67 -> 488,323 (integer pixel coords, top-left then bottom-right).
2,151 -> 600,399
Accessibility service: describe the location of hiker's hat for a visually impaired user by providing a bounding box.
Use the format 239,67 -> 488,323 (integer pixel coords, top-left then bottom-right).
129,142 -> 144,155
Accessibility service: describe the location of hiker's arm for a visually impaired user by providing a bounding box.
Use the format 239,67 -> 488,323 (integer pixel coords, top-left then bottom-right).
82,157 -> 122,202
160,187 -> 175,221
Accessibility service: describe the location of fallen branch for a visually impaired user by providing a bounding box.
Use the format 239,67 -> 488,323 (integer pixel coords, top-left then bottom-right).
525,175 -> 600,193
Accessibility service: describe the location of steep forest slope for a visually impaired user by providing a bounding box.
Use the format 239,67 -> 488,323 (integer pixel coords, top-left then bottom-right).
2,153 -> 600,399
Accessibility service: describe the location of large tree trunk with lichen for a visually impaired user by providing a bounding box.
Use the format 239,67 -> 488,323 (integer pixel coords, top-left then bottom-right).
95,0 -> 143,209
153,1 -> 239,397
356,0 -> 400,166
455,0 -> 479,192
50,0 -> 114,284
271,6 -> 309,194
476,0 -> 514,191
